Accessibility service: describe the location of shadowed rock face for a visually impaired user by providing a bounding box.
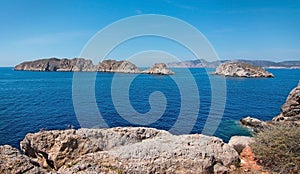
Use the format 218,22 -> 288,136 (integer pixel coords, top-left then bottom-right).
142,63 -> 175,75
1,127 -> 239,173
0,145 -> 47,173
214,62 -> 274,78
273,81 -> 300,125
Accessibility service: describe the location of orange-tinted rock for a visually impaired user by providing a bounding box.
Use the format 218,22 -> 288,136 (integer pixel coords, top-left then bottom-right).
239,145 -> 269,173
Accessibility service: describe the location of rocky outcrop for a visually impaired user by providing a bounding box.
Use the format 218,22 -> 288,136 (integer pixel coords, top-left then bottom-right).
214,62 -> 274,78
272,81 -> 300,125
142,63 -> 175,75
20,127 -> 161,170
228,136 -> 254,153
0,145 -> 47,174
97,59 -> 141,73
14,58 -> 97,72
240,116 -> 268,132
1,127 -> 239,173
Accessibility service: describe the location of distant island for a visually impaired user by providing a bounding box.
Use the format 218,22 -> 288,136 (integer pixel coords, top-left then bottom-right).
213,62 -> 274,78
14,58 -> 175,75
167,59 -> 300,69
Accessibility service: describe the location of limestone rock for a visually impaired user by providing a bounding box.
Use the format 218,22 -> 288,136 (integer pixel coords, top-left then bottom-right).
228,136 -> 254,153
272,81 -> 300,125
14,58 -> 97,72
20,127 -> 238,173
20,127 -> 162,170
97,59 -> 141,73
240,116 -> 268,132
60,133 -> 238,173
0,145 -> 47,174
143,63 -> 175,75
214,62 -> 274,78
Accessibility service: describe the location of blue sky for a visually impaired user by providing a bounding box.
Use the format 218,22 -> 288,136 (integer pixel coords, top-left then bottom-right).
0,0 -> 299,66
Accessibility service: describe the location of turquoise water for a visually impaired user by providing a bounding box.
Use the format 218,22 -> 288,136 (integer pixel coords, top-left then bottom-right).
0,67 -> 299,148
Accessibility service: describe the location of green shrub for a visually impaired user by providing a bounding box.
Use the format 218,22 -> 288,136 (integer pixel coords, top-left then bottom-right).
251,124 -> 300,173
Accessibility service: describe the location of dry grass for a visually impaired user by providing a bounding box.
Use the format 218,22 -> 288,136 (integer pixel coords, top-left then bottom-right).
251,124 -> 300,173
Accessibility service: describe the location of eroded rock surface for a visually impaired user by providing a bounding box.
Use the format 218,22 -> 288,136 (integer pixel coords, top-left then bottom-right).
228,136 -> 254,153
272,81 -> 300,125
14,58 -> 175,75
59,131 -> 238,173
20,127 -> 161,170
0,145 -> 47,174
143,63 -> 175,75
6,127 -> 239,173
214,62 -> 274,78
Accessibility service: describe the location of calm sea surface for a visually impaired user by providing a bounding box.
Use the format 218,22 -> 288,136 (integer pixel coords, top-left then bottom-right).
0,67 -> 299,148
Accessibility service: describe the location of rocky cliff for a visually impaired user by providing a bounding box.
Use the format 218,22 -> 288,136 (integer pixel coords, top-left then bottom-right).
272,81 -> 300,125
214,62 -> 274,78
0,127 -> 238,173
142,63 -> 175,75
241,81 -> 300,131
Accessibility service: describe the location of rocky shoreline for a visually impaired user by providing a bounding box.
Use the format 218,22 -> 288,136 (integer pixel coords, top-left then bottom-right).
214,62 -> 274,78
240,81 -> 300,131
14,58 -> 175,75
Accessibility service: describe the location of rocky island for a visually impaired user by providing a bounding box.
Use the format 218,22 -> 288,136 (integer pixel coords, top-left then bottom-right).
97,59 -> 141,73
14,58 -> 175,75
214,62 -> 274,78
14,58 -> 97,72
142,63 -> 175,75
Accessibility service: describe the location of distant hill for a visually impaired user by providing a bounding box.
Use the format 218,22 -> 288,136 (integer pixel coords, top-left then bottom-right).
167,59 -> 300,68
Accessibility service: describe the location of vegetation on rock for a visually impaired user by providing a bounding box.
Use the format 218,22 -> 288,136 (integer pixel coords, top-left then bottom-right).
251,124 -> 300,173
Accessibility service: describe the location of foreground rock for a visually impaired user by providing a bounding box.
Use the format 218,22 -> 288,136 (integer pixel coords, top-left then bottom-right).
60,133 -> 238,173
272,81 -> 300,125
228,136 -> 254,153
0,145 -> 47,173
214,62 -> 274,78
97,59 -> 141,73
20,127 -> 161,170
2,127 -> 239,173
14,58 -> 97,72
142,63 -> 175,75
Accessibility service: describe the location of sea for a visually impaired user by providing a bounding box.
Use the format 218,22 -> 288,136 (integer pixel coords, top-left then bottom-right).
0,67 -> 299,149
